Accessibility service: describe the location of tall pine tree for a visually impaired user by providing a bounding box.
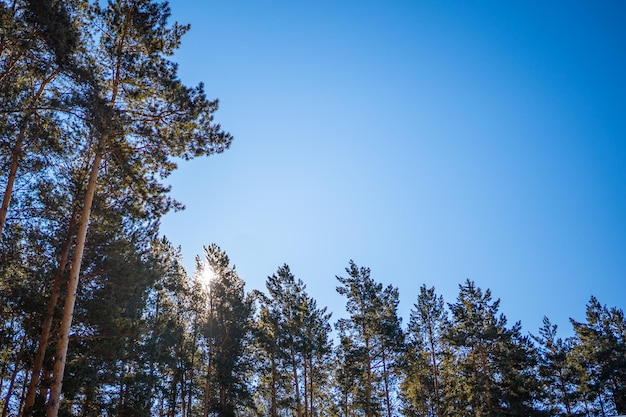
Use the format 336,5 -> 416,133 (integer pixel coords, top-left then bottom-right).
402,285 -> 449,417
442,280 -> 544,417
253,264 -> 334,417
532,316 -> 580,416
199,244 -> 252,417
571,296 -> 626,415
335,261 -> 404,417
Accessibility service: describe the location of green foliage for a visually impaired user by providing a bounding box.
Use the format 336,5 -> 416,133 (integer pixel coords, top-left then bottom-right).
252,264 -> 334,417
335,260 -> 404,417
1,1 -> 624,416
442,280 -> 545,417
402,285 -> 449,417
571,296 -> 626,415
200,243 -> 253,417
1,1 -> 233,415
532,316 -> 581,416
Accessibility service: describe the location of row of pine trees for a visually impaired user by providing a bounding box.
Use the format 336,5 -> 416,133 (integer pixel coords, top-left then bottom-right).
2,239 -> 625,417
1,0 -> 625,416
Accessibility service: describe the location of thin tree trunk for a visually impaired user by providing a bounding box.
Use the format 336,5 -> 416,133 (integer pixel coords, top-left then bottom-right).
382,347 -> 392,417
270,351 -> 277,417
23,211 -> 77,416
308,355 -> 314,417
0,361 -> 6,398
219,386 -> 226,415
1,333 -> 27,417
169,367 -> 178,417
290,343 -> 302,417
0,125 -> 24,235
45,148 -> 103,417
202,353 -> 212,417
480,346 -> 492,412
427,322 -> 442,417
364,336 -> 372,417
170,334 -> 184,417
0,70 -> 58,236
180,370 -> 185,417
17,363 -> 28,417
302,349 -> 309,417
186,312 -> 199,417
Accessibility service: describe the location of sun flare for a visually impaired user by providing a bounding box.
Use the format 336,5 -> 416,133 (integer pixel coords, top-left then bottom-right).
197,262 -> 216,288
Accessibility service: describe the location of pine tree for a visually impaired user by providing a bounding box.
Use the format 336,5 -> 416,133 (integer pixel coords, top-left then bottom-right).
571,296 -> 626,415
300,295 -> 334,417
253,264 -> 334,417
402,285 -> 449,417
443,280 -> 544,417
251,296 -> 283,417
335,261 -> 404,417
0,0 -> 83,235
199,244 -> 252,417
37,208 -> 167,416
532,316 -> 580,416
143,238 -> 196,417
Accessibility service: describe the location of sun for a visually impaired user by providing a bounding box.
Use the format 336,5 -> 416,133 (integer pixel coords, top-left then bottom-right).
196,262 -> 216,288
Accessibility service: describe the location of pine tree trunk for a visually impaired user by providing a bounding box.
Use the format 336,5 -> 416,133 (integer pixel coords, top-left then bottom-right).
270,350 -> 277,417
382,347 -> 392,417
169,366 -> 178,417
17,365 -> 27,417
180,370 -> 186,417
171,334 -> 184,417
365,336 -> 373,417
427,322 -> 442,417
480,346 -> 492,414
0,126 -> 23,235
1,333 -> 26,417
23,214 -> 77,416
186,313 -> 199,417
44,5 -> 129,411
302,350 -> 309,417
45,149 -> 103,417
203,349 -> 212,417
290,344 -> 303,417
308,355 -> 314,417
0,356 -> 6,400
0,70 -> 58,236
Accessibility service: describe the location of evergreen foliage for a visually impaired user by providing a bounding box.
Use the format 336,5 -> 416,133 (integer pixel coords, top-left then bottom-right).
571,297 -> 626,416
198,244 -> 253,417
442,280 -> 545,417
252,264 -> 334,417
402,285 -> 448,417
0,1 -> 624,416
335,261 -> 404,417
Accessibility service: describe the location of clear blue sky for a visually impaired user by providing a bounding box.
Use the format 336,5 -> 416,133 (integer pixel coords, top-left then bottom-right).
160,1 -> 626,337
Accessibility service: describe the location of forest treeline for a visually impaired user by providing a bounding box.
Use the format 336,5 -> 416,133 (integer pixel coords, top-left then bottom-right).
1,0 -> 625,416
2,240 -> 626,417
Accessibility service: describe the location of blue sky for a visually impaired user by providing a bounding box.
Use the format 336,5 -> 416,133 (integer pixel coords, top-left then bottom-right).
160,1 -> 626,336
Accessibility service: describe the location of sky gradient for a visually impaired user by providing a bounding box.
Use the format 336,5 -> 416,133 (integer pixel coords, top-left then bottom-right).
160,1 -> 626,336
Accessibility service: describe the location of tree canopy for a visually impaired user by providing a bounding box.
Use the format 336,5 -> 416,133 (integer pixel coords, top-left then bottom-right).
1,1 -> 624,417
